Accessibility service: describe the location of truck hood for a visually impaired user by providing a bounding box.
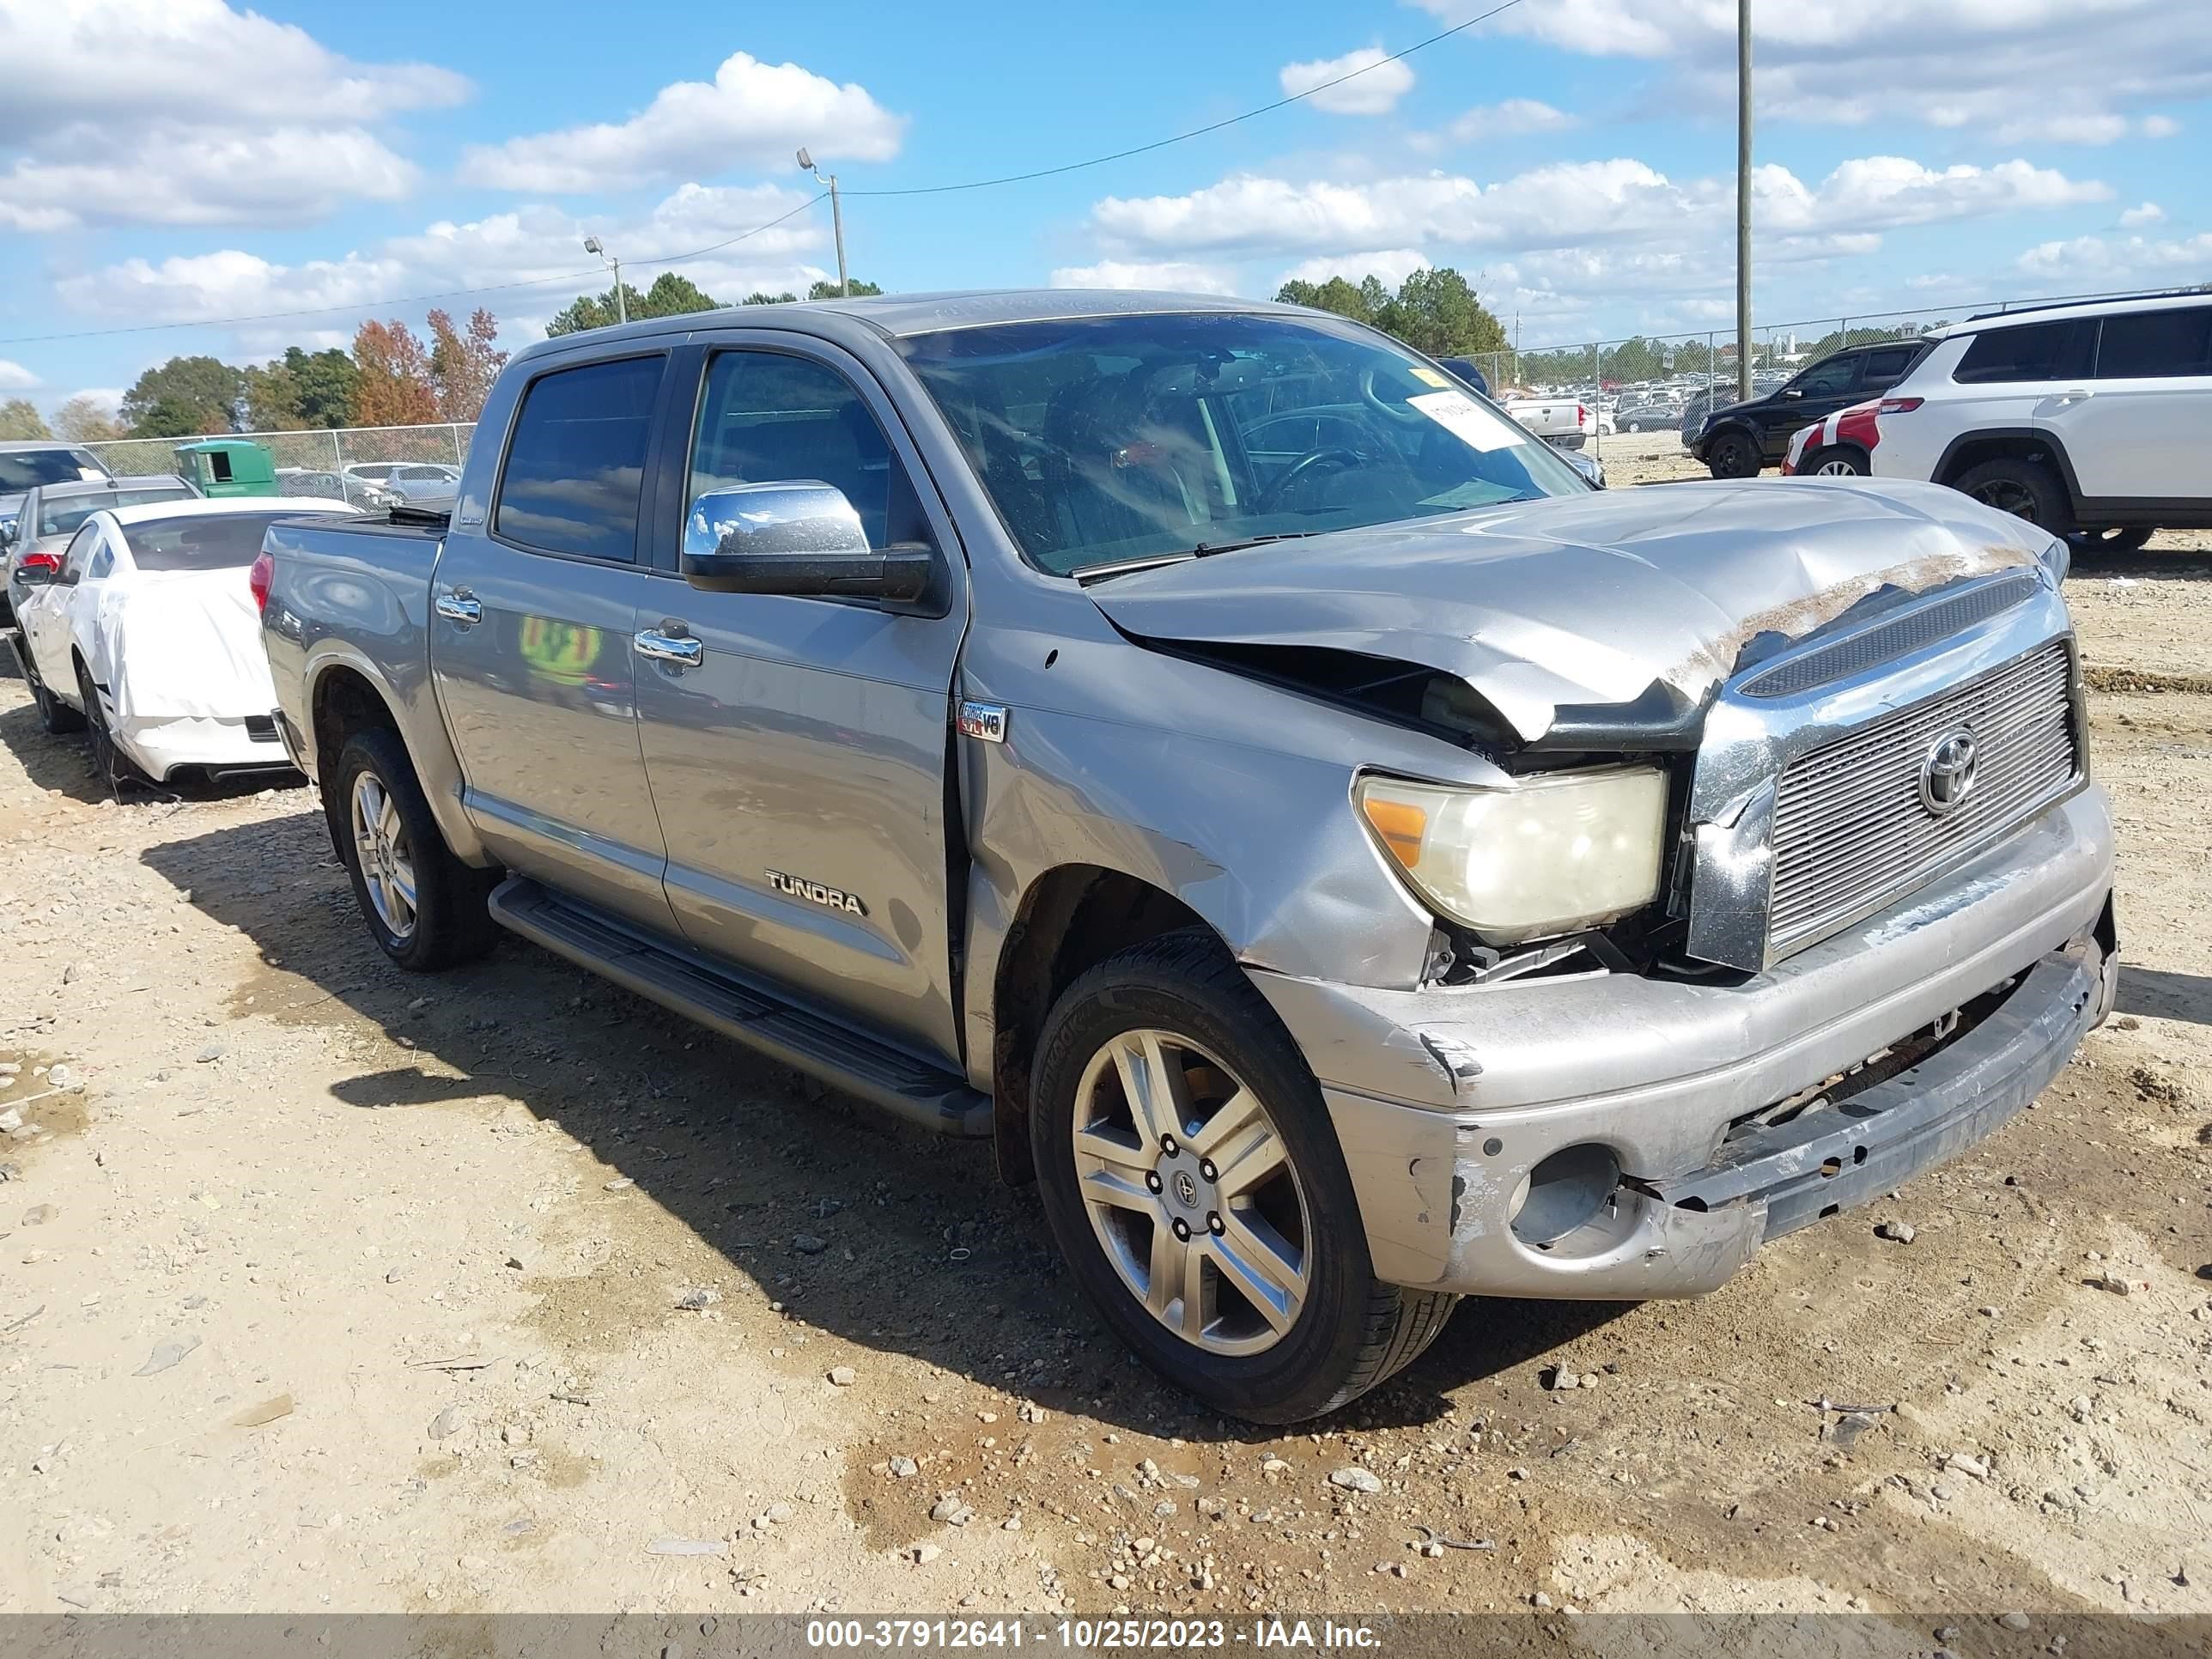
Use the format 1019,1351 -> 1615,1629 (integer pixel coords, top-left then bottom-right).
1085,478 -> 2053,745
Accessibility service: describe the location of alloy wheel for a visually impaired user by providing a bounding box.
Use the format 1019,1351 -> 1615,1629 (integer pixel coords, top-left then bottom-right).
351,770 -> 419,940
1070,1028 -> 1311,1357
1970,478 -> 2039,520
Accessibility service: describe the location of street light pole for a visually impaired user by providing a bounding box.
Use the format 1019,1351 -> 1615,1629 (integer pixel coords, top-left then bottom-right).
1735,0 -> 1753,403
582,236 -> 625,325
796,149 -> 849,297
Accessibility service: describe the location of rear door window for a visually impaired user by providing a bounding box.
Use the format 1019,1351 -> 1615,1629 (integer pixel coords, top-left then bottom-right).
1860,345 -> 1921,389
2094,306 -> 2212,380
495,355 -> 665,562
1787,356 -> 1862,398
1953,319 -> 2094,384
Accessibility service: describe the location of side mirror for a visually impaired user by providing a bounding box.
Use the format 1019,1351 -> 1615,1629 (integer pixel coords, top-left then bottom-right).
13,551 -> 60,587
682,483 -> 939,611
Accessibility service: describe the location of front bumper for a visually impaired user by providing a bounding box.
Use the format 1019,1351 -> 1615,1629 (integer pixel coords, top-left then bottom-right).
1255,787 -> 2114,1298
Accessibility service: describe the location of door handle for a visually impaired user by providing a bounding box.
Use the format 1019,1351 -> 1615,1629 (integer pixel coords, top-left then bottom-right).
434,591 -> 483,625
2050,388 -> 2094,408
633,628 -> 703,667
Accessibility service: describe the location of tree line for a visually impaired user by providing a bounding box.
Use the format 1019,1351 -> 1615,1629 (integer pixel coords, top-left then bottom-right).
544,271 -> 882,335
1273,267 -> 1510,361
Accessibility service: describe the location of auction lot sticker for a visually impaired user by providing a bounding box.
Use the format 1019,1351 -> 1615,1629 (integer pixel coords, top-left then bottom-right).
1406,390 -> 1526,452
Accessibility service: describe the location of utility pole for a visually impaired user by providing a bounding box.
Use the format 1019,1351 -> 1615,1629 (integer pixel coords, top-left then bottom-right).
1735,0 -> 1753,402
582,236 -> 625,325
797,149 -> 850,297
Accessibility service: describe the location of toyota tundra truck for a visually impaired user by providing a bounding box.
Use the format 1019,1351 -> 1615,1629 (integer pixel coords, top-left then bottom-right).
258,289 -> 2117,1423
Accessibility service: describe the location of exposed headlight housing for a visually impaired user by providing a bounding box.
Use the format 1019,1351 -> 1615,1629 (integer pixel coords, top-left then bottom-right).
1358,768 -> 1668,944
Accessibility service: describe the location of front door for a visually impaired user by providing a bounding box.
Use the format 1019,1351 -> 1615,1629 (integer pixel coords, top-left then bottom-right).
429,350 -> 677,933
1764,353 -> 1864,460
633,338 -> 968,1060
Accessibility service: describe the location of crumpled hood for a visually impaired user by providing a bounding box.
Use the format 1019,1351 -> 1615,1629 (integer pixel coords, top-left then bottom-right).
1086,478 -> 2054,743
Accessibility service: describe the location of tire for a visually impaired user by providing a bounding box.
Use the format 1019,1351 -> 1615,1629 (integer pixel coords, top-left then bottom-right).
76,659 -> 147,794
1626,421 -> 1644,434
15,641 -> 84,734
1800,446 -> 1869,477
2071,525 -> 2153,555
1953,456 -> 2073,533
1705,428 -> 1760,479
331,726 -> 499,971
1030,928 -> 1457,1424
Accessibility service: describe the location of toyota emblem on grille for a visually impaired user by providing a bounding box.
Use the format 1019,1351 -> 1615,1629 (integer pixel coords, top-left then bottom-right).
1919,730 -> 1978,817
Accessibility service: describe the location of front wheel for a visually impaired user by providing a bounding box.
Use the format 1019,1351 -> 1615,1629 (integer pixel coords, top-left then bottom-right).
1705,429 -> 1759,478
1030,930 -> 1456,1423
15,641 -> 84,734
332,726 -> 499,971
1800,446 -> 1869,477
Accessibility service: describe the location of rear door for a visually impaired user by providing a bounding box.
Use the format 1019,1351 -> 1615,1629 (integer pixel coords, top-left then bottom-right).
22,520 -> 100,690
631,335 -> 969,1059
428,350 -> 678,933
2045,304 -> 2212,505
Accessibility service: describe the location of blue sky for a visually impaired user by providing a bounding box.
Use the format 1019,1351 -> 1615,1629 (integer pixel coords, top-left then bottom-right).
3,0 -> 2209,417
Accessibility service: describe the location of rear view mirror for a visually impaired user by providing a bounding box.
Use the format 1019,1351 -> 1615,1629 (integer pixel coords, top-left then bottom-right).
682,483 -> 939,612
13,551 -> 60,586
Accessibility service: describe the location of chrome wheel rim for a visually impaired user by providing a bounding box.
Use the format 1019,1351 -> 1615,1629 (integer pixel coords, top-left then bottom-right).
350,771 -> 418,940
1814,457 -> 1859,476
1072,1029 -> 1311,1357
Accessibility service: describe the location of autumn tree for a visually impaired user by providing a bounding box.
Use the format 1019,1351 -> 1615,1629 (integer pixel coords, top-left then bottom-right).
426,308 -> 507,422
0,398 -> 52,440
120,356 -> 242,436
53,395 -> 126,441
350,319 -> 440,427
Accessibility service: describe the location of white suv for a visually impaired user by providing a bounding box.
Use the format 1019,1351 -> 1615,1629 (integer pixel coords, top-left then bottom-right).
1783,292 -> 2212,551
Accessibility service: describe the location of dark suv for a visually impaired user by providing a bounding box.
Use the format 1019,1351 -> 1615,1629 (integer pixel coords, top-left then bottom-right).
1690,340 -> 1934,478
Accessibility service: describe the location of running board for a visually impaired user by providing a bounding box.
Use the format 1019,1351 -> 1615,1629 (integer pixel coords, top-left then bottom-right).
488,877 -> 992,1138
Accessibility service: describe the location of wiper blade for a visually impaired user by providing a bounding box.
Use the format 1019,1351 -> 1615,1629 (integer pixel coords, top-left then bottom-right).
1188,532 -> 1317,557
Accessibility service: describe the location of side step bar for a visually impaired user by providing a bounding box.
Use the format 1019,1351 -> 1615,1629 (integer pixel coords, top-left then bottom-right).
489,876 -> 992,1138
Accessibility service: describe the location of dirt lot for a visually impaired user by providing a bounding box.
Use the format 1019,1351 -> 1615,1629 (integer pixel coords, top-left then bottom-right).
3,459 -> 2209,1623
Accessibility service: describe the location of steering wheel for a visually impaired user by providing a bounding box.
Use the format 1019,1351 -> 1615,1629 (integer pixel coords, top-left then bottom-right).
1256,446 -> 1364,513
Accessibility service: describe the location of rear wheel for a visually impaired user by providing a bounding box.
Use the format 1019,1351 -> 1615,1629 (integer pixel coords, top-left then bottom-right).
1706,428 -> 1759,478
1953,456 -> 2072,533
332,726 -> 498,971
2071,525 -> 2153,555
1800,446 -> 1869,477
15,641 -> 84,734
76,660 -> 146,794
1030,929 -> 1456,1423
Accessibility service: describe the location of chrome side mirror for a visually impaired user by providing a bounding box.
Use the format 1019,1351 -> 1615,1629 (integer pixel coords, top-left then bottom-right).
682,482 -> 938,611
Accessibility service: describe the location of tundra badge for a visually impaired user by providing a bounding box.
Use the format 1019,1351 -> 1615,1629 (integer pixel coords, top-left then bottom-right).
766,871 -> 868,916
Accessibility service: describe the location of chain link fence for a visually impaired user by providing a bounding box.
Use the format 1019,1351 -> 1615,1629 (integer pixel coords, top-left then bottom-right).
83,422 -> 477,481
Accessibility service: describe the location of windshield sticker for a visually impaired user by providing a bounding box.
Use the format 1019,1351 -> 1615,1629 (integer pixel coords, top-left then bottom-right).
1409,366 -> 1452,388
1407,389 -> 1527,453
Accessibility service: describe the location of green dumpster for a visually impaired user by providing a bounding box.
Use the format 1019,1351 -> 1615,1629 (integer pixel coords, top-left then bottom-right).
173,438 -> 277,498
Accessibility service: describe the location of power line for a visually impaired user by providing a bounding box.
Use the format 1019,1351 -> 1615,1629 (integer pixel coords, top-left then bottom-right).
0,192 -> 828,346
847,0 -> 1535,198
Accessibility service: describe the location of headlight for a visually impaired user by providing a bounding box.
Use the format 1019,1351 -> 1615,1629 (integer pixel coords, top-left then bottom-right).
1358,768 -> 1668,943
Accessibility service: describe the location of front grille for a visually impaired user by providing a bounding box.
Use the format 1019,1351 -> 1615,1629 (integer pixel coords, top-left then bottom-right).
1766,641 -> 2077,956
1741,574 -> 2040,698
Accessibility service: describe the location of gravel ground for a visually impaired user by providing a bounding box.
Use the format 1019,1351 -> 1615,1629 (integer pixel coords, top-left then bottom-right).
2,494 -> 2208,1620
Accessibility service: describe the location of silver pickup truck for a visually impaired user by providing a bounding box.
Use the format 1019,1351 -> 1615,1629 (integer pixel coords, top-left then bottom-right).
259,289 -> 2116,1423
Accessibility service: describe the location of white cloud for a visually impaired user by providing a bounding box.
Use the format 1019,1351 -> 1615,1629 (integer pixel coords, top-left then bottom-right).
459,51 -> 903,192
1409,0 -> 2212,137
2142,114 -> 2182,137
1088,155 -> 2106,260
2016,231 -> 2212,281
1445,100 -> 1578,141
1996,113 -> 2129,146
1277,48 -> 1415,116
0,0 -> 465,231
0,359 -> 38,391
1048,261 -> 1242,295
55,183 -> 832,352
1277,249 -> 1433,289
2118,202 -> 2166,227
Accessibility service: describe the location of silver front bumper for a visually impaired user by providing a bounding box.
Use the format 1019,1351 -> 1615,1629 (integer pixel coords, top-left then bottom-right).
1254,787 -> 2115,1298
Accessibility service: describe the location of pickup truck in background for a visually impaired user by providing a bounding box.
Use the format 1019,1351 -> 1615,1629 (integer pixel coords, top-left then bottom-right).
1504,395 -> 1594,449
259,289 -> 2117,1422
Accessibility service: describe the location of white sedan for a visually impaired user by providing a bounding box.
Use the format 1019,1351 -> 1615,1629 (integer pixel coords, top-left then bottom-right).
10,497 -> 357,790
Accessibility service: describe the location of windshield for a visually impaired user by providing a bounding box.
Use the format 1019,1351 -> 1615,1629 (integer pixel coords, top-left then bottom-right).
896,312 -> 1586,576
0,449 -> 104,492
125,512 -> 287,573
39,486 -> 195,538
